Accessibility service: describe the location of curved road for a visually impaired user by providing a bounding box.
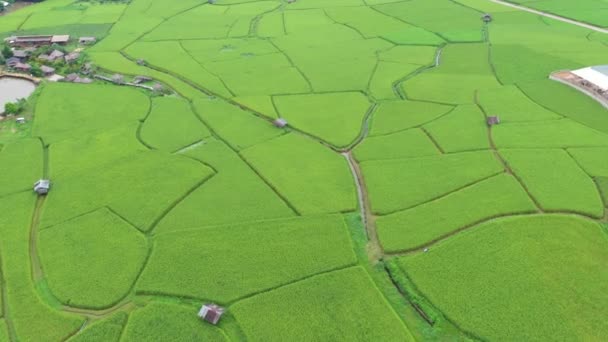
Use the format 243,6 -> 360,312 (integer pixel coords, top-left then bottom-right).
490,0 -> 608,34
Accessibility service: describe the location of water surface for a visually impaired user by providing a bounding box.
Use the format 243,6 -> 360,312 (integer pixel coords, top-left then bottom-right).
0,77 -> 36,114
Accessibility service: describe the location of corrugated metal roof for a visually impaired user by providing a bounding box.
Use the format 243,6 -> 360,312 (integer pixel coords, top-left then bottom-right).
591,65 -> 608,77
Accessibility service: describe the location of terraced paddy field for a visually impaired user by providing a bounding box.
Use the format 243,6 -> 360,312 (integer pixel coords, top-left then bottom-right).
0,0 -> 607,341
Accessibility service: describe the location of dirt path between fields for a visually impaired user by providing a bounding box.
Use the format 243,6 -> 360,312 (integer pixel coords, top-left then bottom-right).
490,0 -> 608,34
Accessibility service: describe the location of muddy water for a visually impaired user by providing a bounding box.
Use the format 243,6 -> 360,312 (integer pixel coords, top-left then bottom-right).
0,77 -> 36,114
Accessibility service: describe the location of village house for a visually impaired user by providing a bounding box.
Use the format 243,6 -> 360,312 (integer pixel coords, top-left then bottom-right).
47,49 -> 65,61
41,65 -> 55,76
198,304 -> 224,325
5,35 -> 70,47
5,57 -> 20,68
64,52 -> 80,64
12,49 -> 29,60
14,62 -> 31,72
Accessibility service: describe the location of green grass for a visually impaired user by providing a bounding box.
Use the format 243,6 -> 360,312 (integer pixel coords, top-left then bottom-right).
397,214 -> 608,341
423,104 -> 490,152
0,193 -> 84,341
140,97 -> 210,152
67,312 -> 128,342
33,83 -> 150,144
41,151 -> 213,231
138,215 -> 357,302
0,138 -> 43,196
155,138 -> 295,232
231,266 -> 414,342
241,133 -> 357,215
38,208 -> 148,309
596,177 -> 608,207
369,100 -> 454,136
354,129 -> 439,161
273,92 -> 372,147
122,302 -> 227,341
502,149 -> 604,217
361,151 -> 504,214
376,174 -> 537,252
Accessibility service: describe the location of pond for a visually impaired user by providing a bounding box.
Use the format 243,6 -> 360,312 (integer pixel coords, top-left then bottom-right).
0,77 -> 36,114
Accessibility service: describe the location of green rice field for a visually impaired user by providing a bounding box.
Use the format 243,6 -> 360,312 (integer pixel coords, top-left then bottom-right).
0,0 -> 607,340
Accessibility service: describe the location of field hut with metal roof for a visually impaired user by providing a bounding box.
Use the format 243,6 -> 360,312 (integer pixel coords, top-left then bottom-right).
273,118 -> 288,128
198,304 -> 225,325
482,13 -> 492,23
34,180 -> 51,195
487,116 -> 500,126
78,37 -> 97,45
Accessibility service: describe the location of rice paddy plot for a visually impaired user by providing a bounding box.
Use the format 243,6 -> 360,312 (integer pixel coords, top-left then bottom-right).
273,92 -> 372,147
138,215 -> 357,302
0,138 -> 43,196
122,302 -> 227,341
397,214 -> 608,341
38,208 -> 148,309
231,266 -> 414,342
140,97 -> 210,152
493,119 -> 608,148
125,41 -> 232,97
369,100 -> 454,136
33,83 -> 150,144
568,147 -> 608,177
507,0 -> 608,27
241,134 -> 357,215
67,312 -> 128,342
518,79 -> 608,134
476,85 -> 562,122
423,104 -> 490,152
156,138 -> 295,232
40,151 -> 213,231
403,43 -> 501,104
376,174 -> 536,252
502,149 -> 604,217
361,151 -> 504,214
374,0 -> 486,42
0,193 -> 84,342
49,123 -> 146,179
192,97 -> 283,150
354,129 -> 439,161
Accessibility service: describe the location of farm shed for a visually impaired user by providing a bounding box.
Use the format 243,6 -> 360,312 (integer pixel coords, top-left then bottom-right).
273,118 -> 288,128
34,179 -> 51,195
16,117 -> 26,124
198,304 -> 225,325
487,116 -> 500,126
112,74 -> 125,84
78,37 -> 97,45
572,66 -> 608,91
133,75 -> 152,84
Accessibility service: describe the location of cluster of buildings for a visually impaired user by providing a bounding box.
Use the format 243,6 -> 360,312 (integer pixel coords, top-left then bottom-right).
3,34 -> 96,77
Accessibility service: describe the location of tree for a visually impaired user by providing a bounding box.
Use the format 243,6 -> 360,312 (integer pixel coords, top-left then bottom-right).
4,98 -> 26,115
2,45 -> 12,59
30,65 -> 42,77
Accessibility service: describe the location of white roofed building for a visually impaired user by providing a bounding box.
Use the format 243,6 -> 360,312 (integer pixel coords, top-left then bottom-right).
572,65 -> 608,91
